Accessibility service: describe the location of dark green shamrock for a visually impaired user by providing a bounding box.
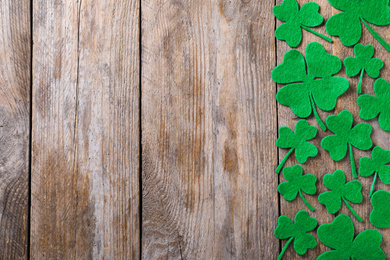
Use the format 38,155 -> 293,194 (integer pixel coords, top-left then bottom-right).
276,120 -> 318,174
318,170 -> 363,222
275,210 -> 317,260
359,146 -> 390,197
326,0 -> 390,52
370,190 -> 390,229
278,165 -> 317,211
273,42 -> 349,131
273,0 -> 332,47
358,78 -> 390,132
344,44 -> 384,94
321,110 -> 373,178
317,214 -> 385,260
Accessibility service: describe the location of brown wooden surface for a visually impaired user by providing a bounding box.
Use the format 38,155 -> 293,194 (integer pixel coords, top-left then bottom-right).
0,0 -> 30,259
0,0 -> 389,259
31,0 -> 140,259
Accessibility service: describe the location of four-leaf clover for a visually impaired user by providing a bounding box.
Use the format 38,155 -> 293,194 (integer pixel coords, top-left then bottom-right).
273,0 -> 332,47
276,120 -> 318,174
278,165 -> 317,211
326,0 -> 390,52
321,110 -> 373,178
358,78 -> 390,131
344,44 -> 384,94
318,170 -> 363,222
273,42 -> 349,131
317,214 -> 385,260
275,210 -> 317,260
359,146 -> 390,197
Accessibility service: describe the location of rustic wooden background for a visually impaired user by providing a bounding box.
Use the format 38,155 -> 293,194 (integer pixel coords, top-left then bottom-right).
0,0 -> 389,259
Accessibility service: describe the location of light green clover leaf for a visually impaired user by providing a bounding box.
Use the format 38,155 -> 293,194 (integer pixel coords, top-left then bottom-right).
358,78 -> 390,132
321,110 -> 372,178
273,42 -> 349,131
275,210 -> 317,260
317,214 -> 385,260
326,0 -> 390,52
318,170 -> 363,222
278,165 -> 317,211
276,120 -> 318,174
273,0 -> 332,47
344,44 -> 384,94
359,146 -> 390,197
370,190 -> 390,229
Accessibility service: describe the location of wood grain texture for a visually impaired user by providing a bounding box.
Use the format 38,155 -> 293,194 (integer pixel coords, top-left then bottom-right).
0,0 -> 31,259
276,1 -> 390,259
142,0 -> 278,259
31,0 -> 140,259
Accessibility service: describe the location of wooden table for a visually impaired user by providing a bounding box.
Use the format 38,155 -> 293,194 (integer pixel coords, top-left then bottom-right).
1,0 -> 389,259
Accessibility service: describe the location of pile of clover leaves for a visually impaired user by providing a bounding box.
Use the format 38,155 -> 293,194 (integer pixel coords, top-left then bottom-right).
273,0 -> 390,259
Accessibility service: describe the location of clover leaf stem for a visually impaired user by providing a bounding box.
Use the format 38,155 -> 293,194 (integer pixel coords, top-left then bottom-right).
299,190 -> 315,211
361,18 -> 390,52
349,143 -> 358,179
369,171 -> 378,198
342,197 -> 363,222
357,69 -> 364,94
276,148 -> 294,174
301,25 -> 333,43
278,237 -> 294,260
309,93 -> 327,131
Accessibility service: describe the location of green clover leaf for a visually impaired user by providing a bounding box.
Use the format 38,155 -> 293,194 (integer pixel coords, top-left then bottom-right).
317,214 -> 385,260
359,147 -> 390,197
278,165 -> 317,211
318,170 -> 363,222
370,190 -> 390,229
276,120 -> 318,173
275,210 -> 317,260
273,42 -> 349,131
358,78 -> 390,132
344,44 -> 384,94
273,0 -> 332,47
321,110 -> 373,178
326,0 -> 390,51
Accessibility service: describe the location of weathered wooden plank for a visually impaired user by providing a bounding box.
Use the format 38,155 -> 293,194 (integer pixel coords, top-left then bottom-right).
277,1 -> 390,259
0,0 -> 30,259
142,0 -> 278,258
31,1 -> 140,259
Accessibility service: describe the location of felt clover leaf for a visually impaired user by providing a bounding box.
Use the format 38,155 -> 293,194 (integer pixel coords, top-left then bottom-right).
370,190 -> 390,229
275,210 -> 317,260
273,0 -> 332,47
318,170 -> 363,222
344,44 -> 384,94
326,0 -> 390,52
317,214 -> 385,260
321,110 -> 373,178
273,42 -> 349,131
278,165 -> 317,211
358,78 -> 390,132
359,146 -> 390,197
275,120 -> 318,174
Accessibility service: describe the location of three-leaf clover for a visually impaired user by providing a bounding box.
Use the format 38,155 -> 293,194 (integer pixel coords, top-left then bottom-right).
278,165 -> 317,211
318,170 -> 363,222
370,190 -> 390,229
344,44 -> 384,94
273,42 -> 349,131
275,210 -> 317,260
321,110 -> 373,178
317,214 -> 385,260
359,146 -> 390,197
326,0 -> 390,52
273,0 -> 332,47
276,120 -> 318,174
358,78 -> 390,132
